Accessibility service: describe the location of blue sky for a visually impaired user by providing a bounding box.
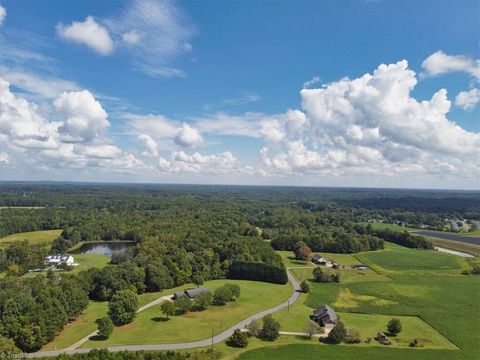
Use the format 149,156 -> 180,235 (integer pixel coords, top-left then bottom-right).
0,0 -> 479,188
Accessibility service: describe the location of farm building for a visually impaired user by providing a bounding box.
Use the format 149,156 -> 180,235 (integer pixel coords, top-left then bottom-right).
44,254 -> 75,266
311,304 -> 338,328
311,255 -> 327,265
172,287 -> 210,300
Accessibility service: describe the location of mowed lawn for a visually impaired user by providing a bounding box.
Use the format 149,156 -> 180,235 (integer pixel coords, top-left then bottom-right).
277,250 -> 313,267
42,301 -> 108,351
82,279 -> 292,347
0,229 -> 62,248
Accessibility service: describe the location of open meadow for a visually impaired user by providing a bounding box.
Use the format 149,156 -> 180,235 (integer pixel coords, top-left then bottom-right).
0,229 -> 61,248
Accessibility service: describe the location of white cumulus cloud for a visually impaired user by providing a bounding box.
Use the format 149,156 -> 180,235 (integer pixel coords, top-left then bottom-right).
422,50 -> 480,80
54,90 -> 110,143
57,16 -> 114,55
455,88 -> 480,110
137,134 -> 159,156
174,123 -> 203,147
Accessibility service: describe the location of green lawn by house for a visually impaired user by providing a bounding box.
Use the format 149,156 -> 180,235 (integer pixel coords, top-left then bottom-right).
0,229 -> 62,248
276,250 -> 313,267
81,279 -> 292,348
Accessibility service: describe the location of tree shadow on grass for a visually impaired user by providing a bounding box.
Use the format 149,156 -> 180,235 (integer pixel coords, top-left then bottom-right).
89,335 -> 108,341
151,316 -> 170,322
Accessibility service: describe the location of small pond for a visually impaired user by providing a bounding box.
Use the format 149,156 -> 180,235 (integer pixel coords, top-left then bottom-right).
70,241 -> 135,256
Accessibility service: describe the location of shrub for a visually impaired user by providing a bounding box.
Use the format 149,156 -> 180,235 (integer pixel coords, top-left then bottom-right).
387,318 -> 402,336
300,280 -> 310,293
259,314 -> 280,341
96,317 -> 113,339
227,329 -> 249,348
107,290 -> 138,326
305,320 -> 319,338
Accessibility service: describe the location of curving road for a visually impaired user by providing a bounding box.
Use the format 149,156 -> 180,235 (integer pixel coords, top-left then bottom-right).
33,270 -> 301,358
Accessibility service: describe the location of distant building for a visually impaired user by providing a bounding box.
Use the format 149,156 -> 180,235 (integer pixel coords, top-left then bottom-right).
311,305 -> 338,328
172,287 -> 210,300
311,255 -> 327,265
44,254 -> 75,267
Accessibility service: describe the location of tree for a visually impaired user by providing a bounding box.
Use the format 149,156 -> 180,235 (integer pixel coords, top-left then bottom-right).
294,241 -> 312,261
305,320 -> 319,339
194,291 -> 212,311
326,320 -> 347,344
192,275 -> 204,287
108,290 -> 138,326
313,267 -> 325,282
227,329 -> 249,348
161,301 -> 175,319
96,317 -> 114,339
387,318 -> 402,336
247,319 -> 260,337
300,280 -> 310,293
213,286 -> 231,305
0,336 -> 21,357
259,314 -> 280,341
175,296 -> 192,314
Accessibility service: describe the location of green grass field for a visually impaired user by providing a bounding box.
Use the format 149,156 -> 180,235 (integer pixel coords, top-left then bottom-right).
354,243 -> 466,274
82,280 -> 291,347
240,243 -> 479,360
0,229 -> 62,248
276,251 -> 313,267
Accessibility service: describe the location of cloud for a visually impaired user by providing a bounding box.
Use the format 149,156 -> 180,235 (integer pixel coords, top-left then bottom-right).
0,78 -> 147,174
54,90 -> 110,142
0,153 -> 9,164
57,16 -> 114,55
422,50 -> 480,80
122,30 -> 141,45
174,123 -> 203,147
158,150 -> 252,175
0,5 -> 6,26
137,134 -> 159,156
455,88 -> 480,111
106,0 -> 195,77
1,68 -> 80,98
260,60 -> 480,180
303,76 -> 321,88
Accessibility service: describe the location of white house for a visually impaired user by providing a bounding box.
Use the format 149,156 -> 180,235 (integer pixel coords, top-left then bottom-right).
44,254 -> 75,267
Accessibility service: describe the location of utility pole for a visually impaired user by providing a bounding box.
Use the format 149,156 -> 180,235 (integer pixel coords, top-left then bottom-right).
211,328 -> 214,359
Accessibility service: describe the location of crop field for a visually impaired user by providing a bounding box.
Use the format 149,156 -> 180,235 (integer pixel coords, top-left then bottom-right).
0,229 -> 61,248
240,243 -> 479,360
81,279 -> 291,347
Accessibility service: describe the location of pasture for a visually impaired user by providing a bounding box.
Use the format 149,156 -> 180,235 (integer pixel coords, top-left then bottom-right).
0,229 -> 61,248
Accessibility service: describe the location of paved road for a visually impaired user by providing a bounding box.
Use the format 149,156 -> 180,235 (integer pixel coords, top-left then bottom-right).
414,231 -> 480,246
33,270 -> 301,357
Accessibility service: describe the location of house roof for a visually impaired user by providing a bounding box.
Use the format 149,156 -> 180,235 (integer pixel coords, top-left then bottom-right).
313,304 -> 338,324
173,291 -> 186,299
185,287 -> 210,298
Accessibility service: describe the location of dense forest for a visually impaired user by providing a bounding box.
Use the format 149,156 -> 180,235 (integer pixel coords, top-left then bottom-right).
0,183 -> 479,352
